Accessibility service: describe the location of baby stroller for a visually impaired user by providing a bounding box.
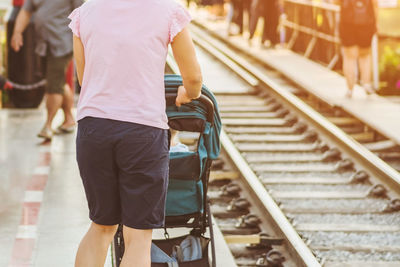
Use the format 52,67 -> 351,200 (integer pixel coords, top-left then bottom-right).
112,74 -> 222,267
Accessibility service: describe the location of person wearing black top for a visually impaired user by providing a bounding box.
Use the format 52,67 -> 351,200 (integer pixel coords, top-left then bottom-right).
339,0 -> 378,97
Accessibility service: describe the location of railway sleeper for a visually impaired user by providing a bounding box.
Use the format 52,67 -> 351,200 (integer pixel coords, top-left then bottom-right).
225,233 -> 284,247
321,148 -> 342,162
251,159 -> 354,173
261,171 -> 369,185
236,140 -> 329,153
271,184 -> 388,200
210,158 -> 225,171
383,198 -> 400,212
224,121 -> 309,135
255,250 -> 286,267
212,198 -> 251,218
209,170 -> 239,181
228,244 -> 272,258
230,130 -> 319,144
220,226 -> 261,235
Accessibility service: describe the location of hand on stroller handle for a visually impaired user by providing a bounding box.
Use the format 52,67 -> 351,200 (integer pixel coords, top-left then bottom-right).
175,85 -> 196,107
166,91 -> 215,124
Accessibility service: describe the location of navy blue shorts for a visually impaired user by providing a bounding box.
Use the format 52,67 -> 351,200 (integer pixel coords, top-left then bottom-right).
76,117 -> 169,229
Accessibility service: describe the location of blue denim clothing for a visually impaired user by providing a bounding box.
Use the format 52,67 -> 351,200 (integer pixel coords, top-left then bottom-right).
172,235 -> 203,262
151,243 -> 177,263
151,235 -> 203,264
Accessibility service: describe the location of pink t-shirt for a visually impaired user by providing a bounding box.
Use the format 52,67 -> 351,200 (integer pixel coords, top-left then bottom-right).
68,0 -> 191,129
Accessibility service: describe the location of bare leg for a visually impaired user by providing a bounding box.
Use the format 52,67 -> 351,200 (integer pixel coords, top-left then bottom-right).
75,222 -> 118,267
342,46 -> 358,97
226,2 -> 234,36
358,47 -> 374,93
120,226 -> 152,267
61,84 -> 76,128
45,93 -> 63,129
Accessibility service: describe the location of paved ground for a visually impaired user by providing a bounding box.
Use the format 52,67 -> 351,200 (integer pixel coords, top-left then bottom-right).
0,106 -> 113,267
0,0 -> 10,9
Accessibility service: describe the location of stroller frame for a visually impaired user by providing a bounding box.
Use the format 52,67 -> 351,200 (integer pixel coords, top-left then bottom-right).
112,75 -> 221,267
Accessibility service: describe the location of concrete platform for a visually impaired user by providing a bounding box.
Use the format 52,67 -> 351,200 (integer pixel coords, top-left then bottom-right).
0,108 -> 113,267
191,9 -> 400,146
0,106 -> 235,266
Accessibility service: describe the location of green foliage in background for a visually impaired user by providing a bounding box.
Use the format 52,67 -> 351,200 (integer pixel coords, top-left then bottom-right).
379,45 -> 400,92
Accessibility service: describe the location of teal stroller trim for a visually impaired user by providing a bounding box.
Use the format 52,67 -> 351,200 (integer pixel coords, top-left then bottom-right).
165,74 -> 222,161
164,74 -> 221,220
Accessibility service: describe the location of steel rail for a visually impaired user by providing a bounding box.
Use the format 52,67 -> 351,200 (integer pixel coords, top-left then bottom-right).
167,39 -> 321,267
189,24 -> 400,194
220,130 -> 321,267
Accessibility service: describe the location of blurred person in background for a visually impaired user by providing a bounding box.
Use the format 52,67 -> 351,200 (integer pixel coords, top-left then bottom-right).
201,0 -> 225,19
11,0 -> 83,140
339,0 -> 378,97
248,0 -> 281,47
264,0 -> 281,47
186,0 -> 198,7
226,0 -> 252,36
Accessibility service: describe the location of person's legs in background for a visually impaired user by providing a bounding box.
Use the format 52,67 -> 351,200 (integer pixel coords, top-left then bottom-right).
38,53 -> 75,139
248,0 -> 262,42
236,0 -> 244,34
342,46 -> 358,97
60,61 -> 76,131
207,0 -> 224,18
43,93 -> 63,134
75,222 -> 118,267
60,83 -> 76,130
242,0 -> 252,36
263,0 -> 280,47
120,227 -> 153,267
358,46 -> 374,94
226,0 -> 235,36
227,0 -> 246,36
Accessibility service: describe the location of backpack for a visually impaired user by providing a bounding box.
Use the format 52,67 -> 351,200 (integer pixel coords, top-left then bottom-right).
341,0 -> 375,26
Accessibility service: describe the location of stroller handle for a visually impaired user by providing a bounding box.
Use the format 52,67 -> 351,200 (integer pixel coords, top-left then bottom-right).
166,93 -> 214,124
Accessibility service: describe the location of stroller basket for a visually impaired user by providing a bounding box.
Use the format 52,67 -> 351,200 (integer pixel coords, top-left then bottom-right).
152,234 -> 210,267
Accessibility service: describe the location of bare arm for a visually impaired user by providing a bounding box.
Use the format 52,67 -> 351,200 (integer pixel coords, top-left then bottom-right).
73,35 -> 85,86
11,9 -> 32,51
171,27 -> 202,106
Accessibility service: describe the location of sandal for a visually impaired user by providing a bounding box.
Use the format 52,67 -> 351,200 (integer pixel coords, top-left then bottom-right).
57,124 -> 76,134
363,84 -> 376,95
37,126 -> 53,140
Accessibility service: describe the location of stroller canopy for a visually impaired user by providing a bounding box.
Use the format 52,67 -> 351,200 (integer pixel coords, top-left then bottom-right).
164,74 -> 221,161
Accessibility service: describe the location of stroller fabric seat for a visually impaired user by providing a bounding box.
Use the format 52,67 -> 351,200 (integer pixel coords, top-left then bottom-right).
164,75 -> 221,220
166,151 -> 202,217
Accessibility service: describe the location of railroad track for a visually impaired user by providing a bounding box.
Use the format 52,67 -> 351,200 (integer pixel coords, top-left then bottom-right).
166,23 -> 400,267
190,20 -> 400,174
